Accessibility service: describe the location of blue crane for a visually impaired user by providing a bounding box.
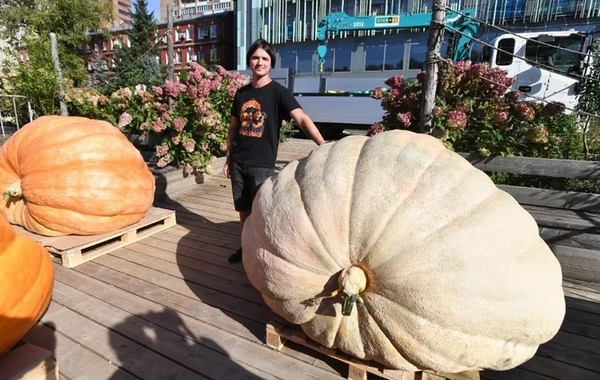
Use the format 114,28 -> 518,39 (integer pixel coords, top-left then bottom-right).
316,10 -> 482,72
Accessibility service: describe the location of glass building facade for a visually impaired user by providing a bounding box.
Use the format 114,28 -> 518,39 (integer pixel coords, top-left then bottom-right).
235,0 -> 599,78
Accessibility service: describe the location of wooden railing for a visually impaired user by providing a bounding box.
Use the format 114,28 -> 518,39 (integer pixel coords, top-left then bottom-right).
461,153 -> 600,282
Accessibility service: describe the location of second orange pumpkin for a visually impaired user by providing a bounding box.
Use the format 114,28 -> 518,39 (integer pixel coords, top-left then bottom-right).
0,214 -> 54,356
0,116 -> 156,236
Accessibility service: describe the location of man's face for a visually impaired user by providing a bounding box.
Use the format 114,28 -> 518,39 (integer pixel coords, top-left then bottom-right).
249,48 -> 272,77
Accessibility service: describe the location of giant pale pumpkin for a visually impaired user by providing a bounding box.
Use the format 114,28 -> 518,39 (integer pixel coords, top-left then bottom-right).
242,130 -> 565,374
0,116 -> 155,236
0,215 -> 54,356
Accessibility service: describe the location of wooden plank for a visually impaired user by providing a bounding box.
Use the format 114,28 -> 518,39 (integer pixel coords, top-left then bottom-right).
135,235 -> 244,273
166,210 -> 241,236
539,227 -> 600,248
565,308 -> 600,327
14,207 -> 176,268
110,248 -> 263,303
265,319 -> 479,380
500,185 -> 600,213
551,330 -> 600,357
481,367 -> 561,380
523,205 -> 600,230
560,318 -> 600,340
165,222 -> 240,244
47,281 -> 284,380
537,341 -> 600,373
565,296 -> 600,314
155,221 -> 240,249
514,353 -> 600,380
138,235 -> 243,270
0,343 -> 58,380
40,294 -> 240,380
563,279 -> 600,304
51,266 -> 345,380
545,244 -> 600,282
23,305 -> 139,380
72,261 -> 268,341
560,264 -> 600,284
460,153 -> 600,179
93,254 -> 270,320
123,243 -> 252,286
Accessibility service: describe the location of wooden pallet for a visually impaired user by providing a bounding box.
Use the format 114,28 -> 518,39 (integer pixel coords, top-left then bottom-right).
0,343 -> 59,380
15,207 -> 176,268
266,319 -> 480,380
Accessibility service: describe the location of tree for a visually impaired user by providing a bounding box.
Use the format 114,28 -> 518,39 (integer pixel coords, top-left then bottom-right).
0,0 -> 113,116
109,0 -> 162,91
576,40 -> 600,158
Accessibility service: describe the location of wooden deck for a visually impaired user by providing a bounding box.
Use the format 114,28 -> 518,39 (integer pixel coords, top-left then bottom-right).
20,138 -> 600,380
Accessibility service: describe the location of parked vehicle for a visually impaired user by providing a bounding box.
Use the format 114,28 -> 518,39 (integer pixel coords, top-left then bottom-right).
298,10 -> 595,126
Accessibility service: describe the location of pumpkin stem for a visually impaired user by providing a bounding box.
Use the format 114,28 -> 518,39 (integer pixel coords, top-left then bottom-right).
3,182 -> 22,202
338,266 -> 368,316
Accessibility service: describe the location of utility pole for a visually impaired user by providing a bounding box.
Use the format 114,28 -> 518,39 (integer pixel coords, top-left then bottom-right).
419,0 -> 446,134
50,33 -> 68,116
166,6 -> 175,82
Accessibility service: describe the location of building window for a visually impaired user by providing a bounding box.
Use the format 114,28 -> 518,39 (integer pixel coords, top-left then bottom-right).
296,46 -> 314,74
385,40 -> 404,70
496,38 -> 515,66
210,24 -> 217,39
409,40 -> 427,70
175,51 -> 181,64
187,49 -> 195,62
210,48 -> 218,62
183,7 -> 196,16
334,43 -> 351,72
186,28 -> 192,40
321,46 -> 334,72
365,39 -> 385,71
279,47 -> 296,71
198,26 -> 208,39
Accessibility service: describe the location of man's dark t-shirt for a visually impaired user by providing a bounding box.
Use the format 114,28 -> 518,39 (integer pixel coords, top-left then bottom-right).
230,81 -> 301,168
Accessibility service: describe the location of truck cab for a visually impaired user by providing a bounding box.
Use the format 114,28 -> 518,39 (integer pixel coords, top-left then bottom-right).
472,31 -> 593,111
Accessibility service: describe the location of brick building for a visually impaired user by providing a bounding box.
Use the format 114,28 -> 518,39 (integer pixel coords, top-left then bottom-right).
106,0 -> 133,30
86,11 -> 235,81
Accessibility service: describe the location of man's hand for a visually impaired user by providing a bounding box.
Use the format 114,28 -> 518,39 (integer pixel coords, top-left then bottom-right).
223,162 -> 230,178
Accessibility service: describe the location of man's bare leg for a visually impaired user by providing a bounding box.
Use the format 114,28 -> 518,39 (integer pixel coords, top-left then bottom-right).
229,210 -> 251,263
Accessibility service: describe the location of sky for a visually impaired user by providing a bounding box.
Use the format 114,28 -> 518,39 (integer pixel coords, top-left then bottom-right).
147,0 -> 162,21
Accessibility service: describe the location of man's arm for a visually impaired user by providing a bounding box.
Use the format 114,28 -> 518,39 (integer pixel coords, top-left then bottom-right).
290,108 -> 326,146
223,116 -> 240,178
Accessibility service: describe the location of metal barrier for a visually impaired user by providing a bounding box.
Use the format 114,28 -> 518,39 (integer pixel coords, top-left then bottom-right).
0,94 -> 34,137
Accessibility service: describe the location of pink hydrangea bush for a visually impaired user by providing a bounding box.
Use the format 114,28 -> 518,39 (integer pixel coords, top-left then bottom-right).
67,64 -> 249,174
369,59 -> 576,158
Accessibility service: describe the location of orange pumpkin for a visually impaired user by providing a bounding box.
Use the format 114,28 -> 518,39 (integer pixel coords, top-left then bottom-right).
0,116 -> 156,236
0,215 -> 54,356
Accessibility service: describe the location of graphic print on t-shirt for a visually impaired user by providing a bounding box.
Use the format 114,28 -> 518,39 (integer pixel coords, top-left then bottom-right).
239,99 -> 267,138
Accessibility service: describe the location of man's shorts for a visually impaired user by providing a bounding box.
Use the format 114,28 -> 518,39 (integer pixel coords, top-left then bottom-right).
230,161 -> 275,212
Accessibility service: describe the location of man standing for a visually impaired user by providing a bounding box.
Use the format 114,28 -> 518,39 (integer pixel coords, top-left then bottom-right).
223,38 -> 327,263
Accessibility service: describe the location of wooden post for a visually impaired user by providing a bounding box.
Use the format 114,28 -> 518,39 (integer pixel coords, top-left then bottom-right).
50,32 -> 68,116
166,6 -> 175,82
418,0 -> 446,134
